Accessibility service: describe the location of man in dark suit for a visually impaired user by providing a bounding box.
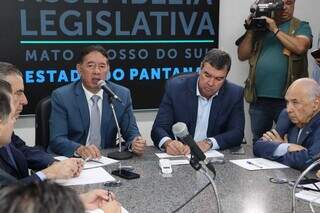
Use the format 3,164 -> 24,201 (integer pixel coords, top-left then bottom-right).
253,78 -> 320,170
0,83 -> 120,208
151,48 -> 245,155
0,62 -> 83,184
49,45 -> 146,158
0,79 -> 17,186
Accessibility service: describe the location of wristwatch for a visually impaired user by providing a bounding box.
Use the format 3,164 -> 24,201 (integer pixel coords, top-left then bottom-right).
205,138 -> 214,149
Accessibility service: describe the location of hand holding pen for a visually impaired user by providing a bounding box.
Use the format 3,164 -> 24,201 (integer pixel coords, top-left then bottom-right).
80,189 -> 117,210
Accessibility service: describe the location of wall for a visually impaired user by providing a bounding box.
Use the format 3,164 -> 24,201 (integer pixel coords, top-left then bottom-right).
14,0 -> 320,147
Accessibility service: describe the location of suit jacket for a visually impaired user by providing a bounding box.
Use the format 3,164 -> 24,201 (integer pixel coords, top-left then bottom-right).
151,73 -> 245,150
0,168 -> 17,188
49,80 -> 140,157
253,111 -> 320,170
0,133 -> 54,184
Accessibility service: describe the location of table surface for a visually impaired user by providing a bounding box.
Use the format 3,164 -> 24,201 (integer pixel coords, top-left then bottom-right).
73,145 -> 320,213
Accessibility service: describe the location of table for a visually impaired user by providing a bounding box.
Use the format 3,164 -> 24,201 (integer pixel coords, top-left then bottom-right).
73,145 -> 320,213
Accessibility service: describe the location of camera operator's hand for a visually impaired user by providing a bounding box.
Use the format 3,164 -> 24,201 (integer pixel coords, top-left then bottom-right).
262,16 -> 278,34
244,14 -> 253,30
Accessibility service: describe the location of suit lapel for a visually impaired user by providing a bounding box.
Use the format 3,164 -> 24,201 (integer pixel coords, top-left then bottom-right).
0,145 -> 27,178
298,113 -> 320,145
187,76 -> 199,136
0,147 -> 16,171
207,82 -> 226,135
297,127 -> 311,145
74,81 -> 90,143
9,145 -> 29,178
289,126 -> 300,144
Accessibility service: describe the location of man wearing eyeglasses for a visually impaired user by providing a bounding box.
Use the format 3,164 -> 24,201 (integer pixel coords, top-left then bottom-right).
49,45 -> 146,158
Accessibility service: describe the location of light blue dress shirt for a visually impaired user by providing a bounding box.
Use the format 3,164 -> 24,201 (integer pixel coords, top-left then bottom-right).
273,128 -> 303,157
158,78 -> 219,150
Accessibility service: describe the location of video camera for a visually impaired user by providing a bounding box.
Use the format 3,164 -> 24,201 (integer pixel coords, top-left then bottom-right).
246,0 -> 284,31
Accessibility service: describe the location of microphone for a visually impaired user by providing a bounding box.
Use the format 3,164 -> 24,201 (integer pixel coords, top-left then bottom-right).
98,80 -> 122,103
172,122 -> 216,174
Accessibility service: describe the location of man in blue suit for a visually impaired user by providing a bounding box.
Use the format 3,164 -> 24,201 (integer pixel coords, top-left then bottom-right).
253,78 -> 320,170
0,62 -> 83,185
151,49 -> 245,155
49,45 -> 146,158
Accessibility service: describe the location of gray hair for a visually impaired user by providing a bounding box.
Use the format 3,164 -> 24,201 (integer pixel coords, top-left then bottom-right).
0,62 -> 22,80
0,79 -> 12,123
289,78 -> 320,101
308,81 -> 320,101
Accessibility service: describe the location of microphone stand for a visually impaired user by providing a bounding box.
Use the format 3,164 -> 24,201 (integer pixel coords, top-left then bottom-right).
173,154 -> 221,213
199,166 -> 221,213
107,96 -> 132,160
292,159 -> 320,213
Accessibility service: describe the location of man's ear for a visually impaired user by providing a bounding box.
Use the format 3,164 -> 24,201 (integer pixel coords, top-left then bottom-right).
313,97 -> 320,111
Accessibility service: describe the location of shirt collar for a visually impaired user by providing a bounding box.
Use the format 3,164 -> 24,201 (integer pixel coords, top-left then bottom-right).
82,84 -> 103,103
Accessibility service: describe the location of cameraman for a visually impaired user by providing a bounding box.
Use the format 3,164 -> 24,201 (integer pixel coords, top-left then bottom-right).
237,0 -> 312,143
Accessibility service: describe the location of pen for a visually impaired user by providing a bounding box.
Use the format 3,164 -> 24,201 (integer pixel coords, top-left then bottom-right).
246,161 -> 263,169
107,189 -> 113,201
84,157 -> 104,164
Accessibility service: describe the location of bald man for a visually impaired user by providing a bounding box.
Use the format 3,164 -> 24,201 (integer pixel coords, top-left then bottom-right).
253,78 -> 320,170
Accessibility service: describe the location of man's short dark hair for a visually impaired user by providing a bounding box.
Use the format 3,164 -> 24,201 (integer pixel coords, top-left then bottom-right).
0,62 -> 22,80
0,181 -> 85,213
0,79 -> 12,123
201,48 -> 232,71
77,45 -> 109,64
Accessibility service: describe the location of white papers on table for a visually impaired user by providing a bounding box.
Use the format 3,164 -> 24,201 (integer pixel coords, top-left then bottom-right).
302,182 -> 320,190
170,159 -> 190,165
54,156 -> 119,169
87,206 -> 129,213
83,156 -> 118,169
295,190 -> 320,205
230,158 -> 289,170
56,167 -> 115,186
155,149 -> 224,159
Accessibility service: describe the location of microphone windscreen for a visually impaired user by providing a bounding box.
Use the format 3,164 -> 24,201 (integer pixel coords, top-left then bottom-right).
172,122 -> 189,138
98,80 -> 106,87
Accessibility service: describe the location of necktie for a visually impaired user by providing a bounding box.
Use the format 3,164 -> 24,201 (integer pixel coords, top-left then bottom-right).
87,95 -> 101,148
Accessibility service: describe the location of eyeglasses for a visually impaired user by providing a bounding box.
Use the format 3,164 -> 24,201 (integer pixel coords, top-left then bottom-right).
84,62 -> 108,71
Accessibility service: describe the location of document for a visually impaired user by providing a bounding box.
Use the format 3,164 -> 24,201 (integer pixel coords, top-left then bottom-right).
155,149 -> 224,159
54,156 -> 119,169
302,182 -> 320,190
295,190 -> 320,205
170,159 -> 190,165
56,167 -> 115,186
230,158 -> 289,170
